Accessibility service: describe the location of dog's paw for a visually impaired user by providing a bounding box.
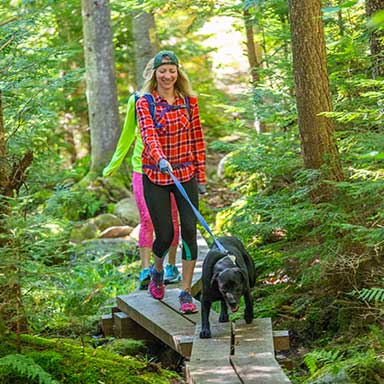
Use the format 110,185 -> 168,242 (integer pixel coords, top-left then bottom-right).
219,313 -> 229,323
244,310 -> 253,324
199,328 -> 212,339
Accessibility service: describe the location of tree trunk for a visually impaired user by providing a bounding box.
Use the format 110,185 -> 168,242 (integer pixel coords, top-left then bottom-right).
244,9 -> 261,86
82,0 -> 120,174
337,0 -> 345,36
243,8 -> 267,133
365,0 -> 384,78
0,90 -> 8,191
132,11 -> 158,89
289,0 -> 343,199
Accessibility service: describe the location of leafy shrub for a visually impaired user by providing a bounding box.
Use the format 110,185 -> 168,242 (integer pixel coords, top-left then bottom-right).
1,335 -> 178,384
44,187 -> 103,221
351,287 -> 384,303
303,348 -> 384,384
0,354 -> 57,384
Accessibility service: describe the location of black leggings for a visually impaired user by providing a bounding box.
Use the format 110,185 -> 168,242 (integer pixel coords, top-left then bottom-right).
143,175 -> 198,261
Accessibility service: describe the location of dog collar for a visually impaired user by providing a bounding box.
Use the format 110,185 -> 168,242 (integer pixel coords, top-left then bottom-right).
222,255 -> 237,265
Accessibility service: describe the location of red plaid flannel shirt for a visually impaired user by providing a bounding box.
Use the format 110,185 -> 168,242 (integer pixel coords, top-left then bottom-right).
137,90 -> 206,186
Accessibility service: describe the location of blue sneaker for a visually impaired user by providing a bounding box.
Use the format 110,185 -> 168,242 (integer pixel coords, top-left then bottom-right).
164,264 -> 181,284
138,268 -> 150,290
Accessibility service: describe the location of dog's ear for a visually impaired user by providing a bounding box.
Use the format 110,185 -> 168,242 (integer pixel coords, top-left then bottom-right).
210,272 -> 220,287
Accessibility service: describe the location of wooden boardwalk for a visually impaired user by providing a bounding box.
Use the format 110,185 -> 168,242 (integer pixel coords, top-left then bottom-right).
102,230 -> 291,383
187,319 -> 291,383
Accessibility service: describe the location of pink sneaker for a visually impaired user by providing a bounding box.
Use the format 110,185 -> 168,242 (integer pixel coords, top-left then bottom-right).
149,266 -> 165,300
179,290 -> 198,314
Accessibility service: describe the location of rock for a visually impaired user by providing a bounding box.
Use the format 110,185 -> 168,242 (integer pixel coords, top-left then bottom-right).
217,154 -> 229,179
308,370 -> 351,384
73,238 -> 138,263
114,197 -> 140,226
99,225 -> 133,238
92,213 -> 124,232
70,221 -> 99,243
128,224 -> 140,242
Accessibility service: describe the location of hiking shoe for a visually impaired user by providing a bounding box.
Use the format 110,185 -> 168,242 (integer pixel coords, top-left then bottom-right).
149,266 -> 165,300
179,290 -> 198,314
138,268 -> 150,290
164,264 -> 181,284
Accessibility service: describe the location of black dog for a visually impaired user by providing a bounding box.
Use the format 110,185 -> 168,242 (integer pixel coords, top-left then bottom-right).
199,236 -> 256,339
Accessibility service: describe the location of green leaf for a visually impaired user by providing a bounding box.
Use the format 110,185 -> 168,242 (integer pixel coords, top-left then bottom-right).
368,10 -> 384,28
0,354 -> 58,384
323,0 -> 358,13
358,151 -> 384,160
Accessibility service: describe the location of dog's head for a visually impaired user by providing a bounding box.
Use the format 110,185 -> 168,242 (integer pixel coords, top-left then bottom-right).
211,267 -> 248,313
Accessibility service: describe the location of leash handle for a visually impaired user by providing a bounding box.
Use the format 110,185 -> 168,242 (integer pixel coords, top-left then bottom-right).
166,170 -> 227,254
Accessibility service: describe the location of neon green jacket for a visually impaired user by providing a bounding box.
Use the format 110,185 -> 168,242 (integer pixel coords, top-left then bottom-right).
102,94 -> 144,176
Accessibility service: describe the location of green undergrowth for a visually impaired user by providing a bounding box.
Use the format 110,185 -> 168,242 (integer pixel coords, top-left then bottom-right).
211,129 -> 384,383
299,326 -> 384,383
0,334 -> 178,384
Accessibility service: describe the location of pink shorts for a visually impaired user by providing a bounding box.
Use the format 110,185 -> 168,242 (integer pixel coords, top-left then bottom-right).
132,172 -> 179,248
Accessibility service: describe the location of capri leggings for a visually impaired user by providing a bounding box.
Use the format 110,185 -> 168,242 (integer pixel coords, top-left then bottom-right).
132,172 -> 179,248
143,174 -> 198,261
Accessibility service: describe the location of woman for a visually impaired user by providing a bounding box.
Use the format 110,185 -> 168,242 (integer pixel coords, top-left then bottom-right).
136,50 -> 206,313
103,61 -> 181,290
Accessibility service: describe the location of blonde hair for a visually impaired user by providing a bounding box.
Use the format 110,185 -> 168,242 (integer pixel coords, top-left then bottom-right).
139,57 -> 195,98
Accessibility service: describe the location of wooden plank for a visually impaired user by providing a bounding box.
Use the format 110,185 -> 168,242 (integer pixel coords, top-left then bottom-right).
117,291 -> 195,356
234,318 -> 275,356
113,312 -> 130,338
113,312 -> 152,340
178,335 -> 194,359
232,320 -> 292,383
231,354 -> 291,384
190,322 -> 233,362
273,330 -> 290,352
186,359 -> 242,384
100,314 -> 114,337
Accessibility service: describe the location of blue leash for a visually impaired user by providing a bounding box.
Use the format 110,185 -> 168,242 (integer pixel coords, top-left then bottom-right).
166,170 -> 227,254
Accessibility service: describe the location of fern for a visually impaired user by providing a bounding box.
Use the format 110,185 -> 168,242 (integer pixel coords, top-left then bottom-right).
352,288 -> 384,302
0,354 -> 58,384
304,349 -> 343,375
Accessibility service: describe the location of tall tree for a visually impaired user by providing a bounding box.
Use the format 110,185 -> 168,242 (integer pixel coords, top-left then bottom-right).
365,0 -> 384,78
82,0 -> 120,174
0,91 -> 7,195
243,5 -> 266,133
289,0 -> 343,200
132,11 -> 158,89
